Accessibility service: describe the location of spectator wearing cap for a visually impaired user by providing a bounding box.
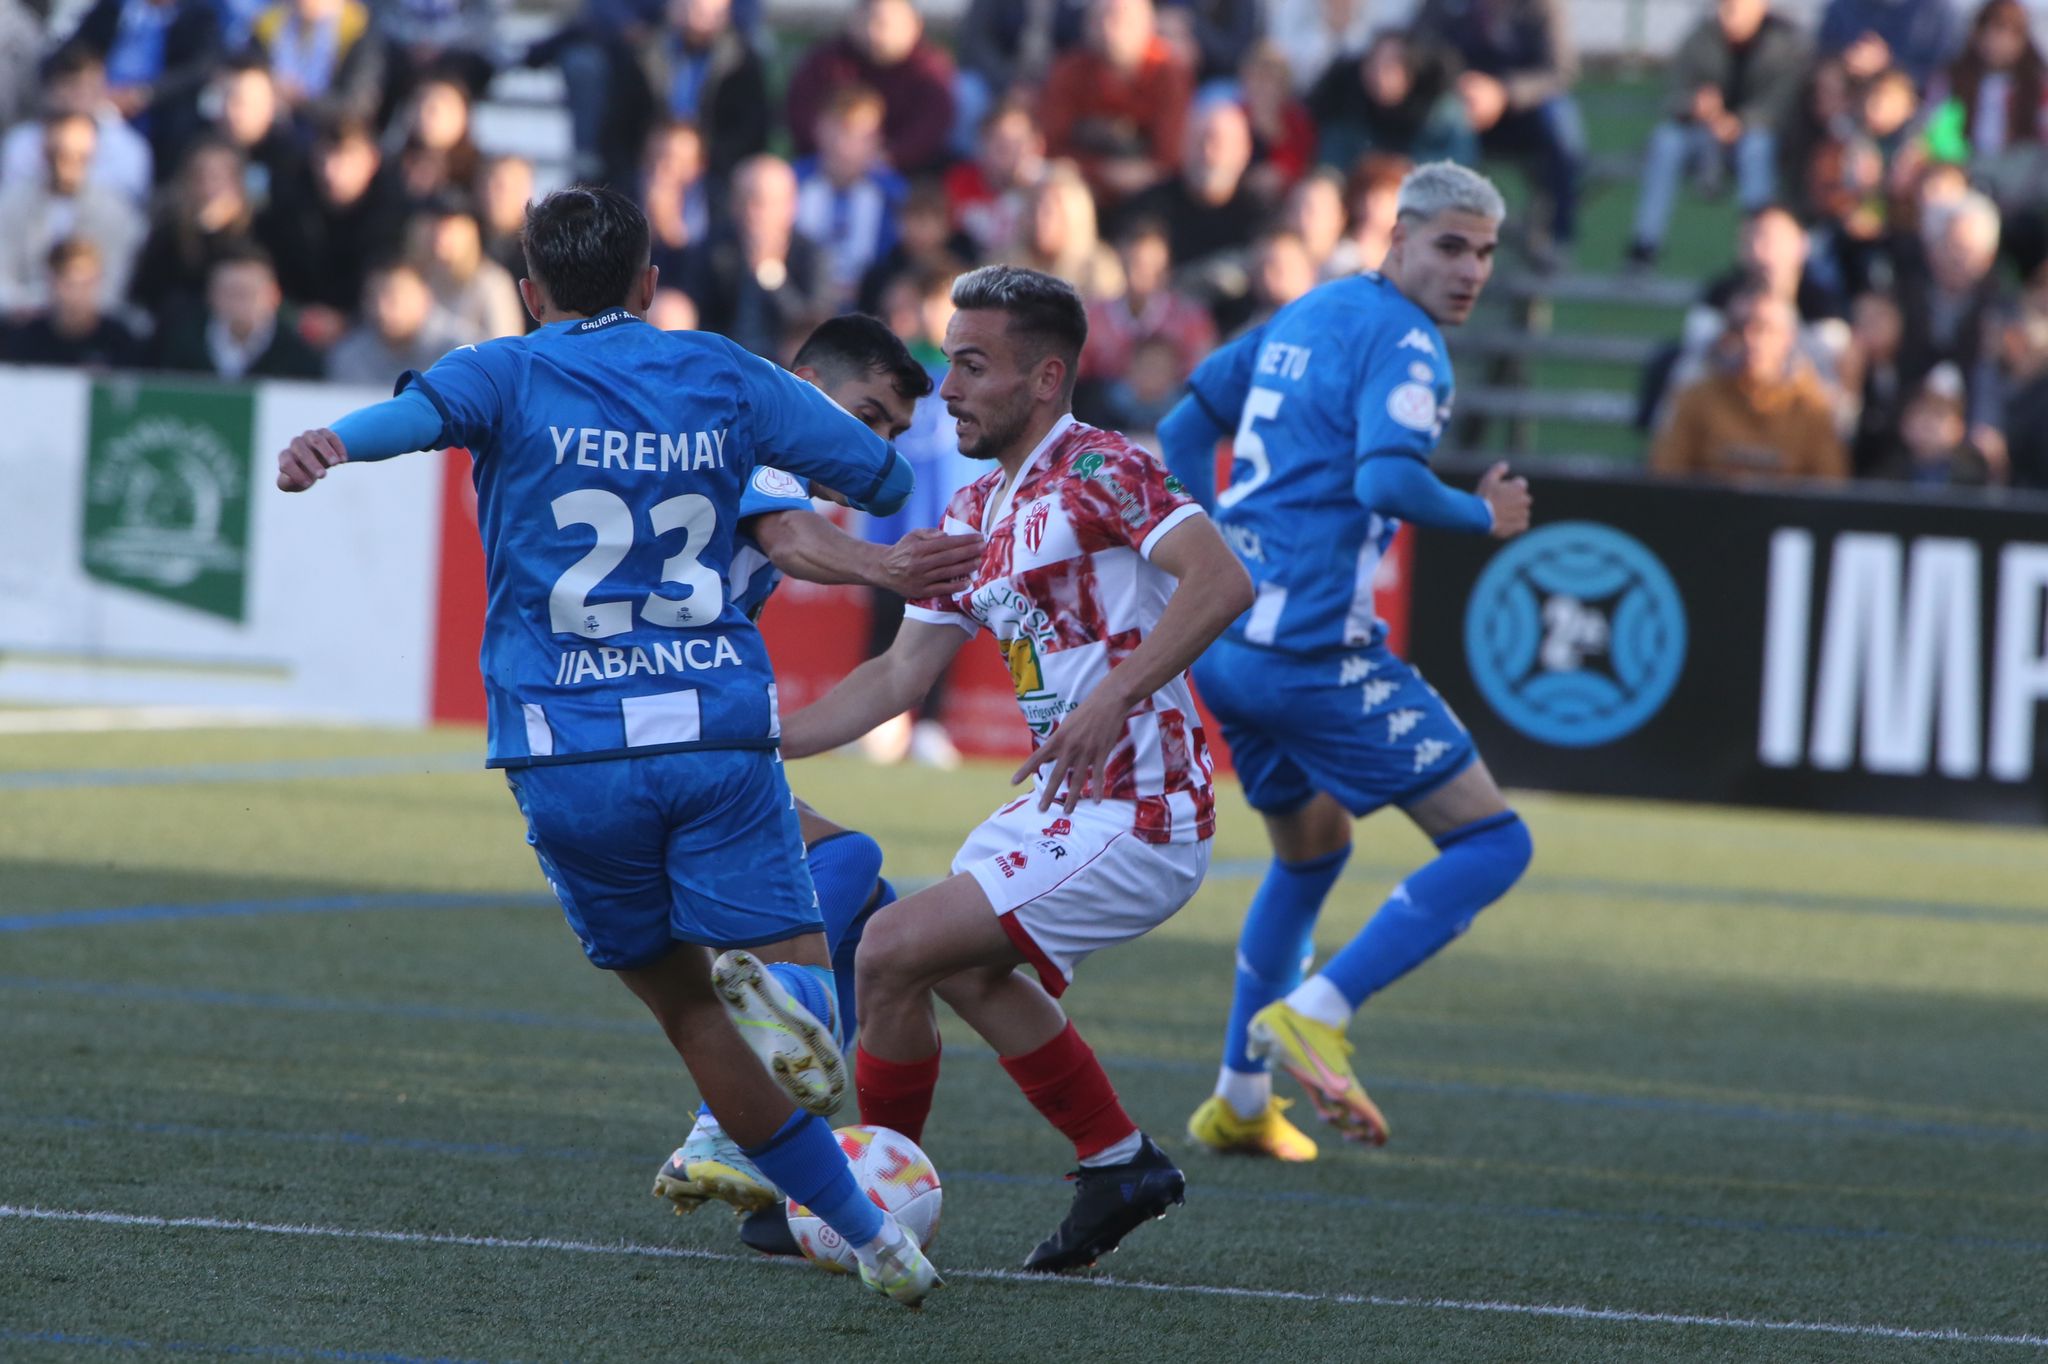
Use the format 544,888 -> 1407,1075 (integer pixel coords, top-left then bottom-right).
248,0 -> 389,125
327,258 -> 470,383
1817,0 -> 1960,89
2,49 -> 155,205
679,154 -> 830,359
1040,0 -> 1195,203
152,241 -> 323,378
787,0 -> 958,177
0,111 -> 147,314
794,85 -> 908,307
405,194 -> 524,342
1652,286 -> 1848,484
0,237 -> 145,366
58,0 -> 223,170
129,136 -> 255,325
1307,31 -> 1470,173
1627,0 -> 1810,268
1412,0 -> 1587,265
259,115 -> 405,329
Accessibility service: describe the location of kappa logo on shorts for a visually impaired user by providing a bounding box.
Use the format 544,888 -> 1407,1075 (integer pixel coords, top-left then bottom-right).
1339,655 -> 1379,686
1361,678 -> 1399,712
1041,817 -> 1072,837
1387,708 -> 1424,741
1413,738 -> 1451,772
997,851 -> 1030,878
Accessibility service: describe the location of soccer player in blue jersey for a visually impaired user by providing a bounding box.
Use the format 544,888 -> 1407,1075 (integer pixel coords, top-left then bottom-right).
272,187 -> 941,1305
1155,162 -> 1536,1161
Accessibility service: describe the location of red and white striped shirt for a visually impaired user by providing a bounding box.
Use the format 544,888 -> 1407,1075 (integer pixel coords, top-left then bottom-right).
907,414 -> 1215,845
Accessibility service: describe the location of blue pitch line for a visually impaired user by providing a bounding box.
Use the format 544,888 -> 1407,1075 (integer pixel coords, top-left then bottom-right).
5,973 -> 2045,1149
8,1111 -> 2047,1261
0,754 -> 478,791
0,894 -> 558,935
0,1327 -> 527,1363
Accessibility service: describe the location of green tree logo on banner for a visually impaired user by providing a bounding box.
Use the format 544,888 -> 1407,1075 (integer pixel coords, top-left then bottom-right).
81,379 -> 255,623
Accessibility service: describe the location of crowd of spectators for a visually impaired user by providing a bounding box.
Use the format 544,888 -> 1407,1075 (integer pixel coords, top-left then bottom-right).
1,0 -> 2046,491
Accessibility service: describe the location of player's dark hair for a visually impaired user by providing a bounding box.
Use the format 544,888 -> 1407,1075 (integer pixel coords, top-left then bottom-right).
949,264 -> 1088,390
209,237 -> 276,277
793,313 -> 934,402
521,186 -> 651,317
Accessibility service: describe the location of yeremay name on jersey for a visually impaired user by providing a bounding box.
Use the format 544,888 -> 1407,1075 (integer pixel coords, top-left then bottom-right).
548,423 -> 731,473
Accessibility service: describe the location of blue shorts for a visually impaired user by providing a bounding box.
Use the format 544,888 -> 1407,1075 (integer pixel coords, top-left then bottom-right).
504,749 -> 821,971
1193,637 -> 1476,818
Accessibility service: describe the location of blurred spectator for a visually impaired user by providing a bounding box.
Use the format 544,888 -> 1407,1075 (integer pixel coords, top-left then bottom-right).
856,178 -> 974,315
1626,0 -> 1809,268
877,264 -> 955,369
326,259 -> 467,382
380,0 -> 499,102
1003,157 -> 1125,300
2,50 -> 154,205
205,56 -> 303,210
1286,166 -> 1357,279
1705,204 -> 1848,323
152,240 -> 323,378
787,0 -> 957,176
1867,363 -> 1996,483
1652,287 -> 1848,482
1800,65 -> 1920,299
681,154 -> 829,358
1039,0 -> 1194,203
0,0 -> 36,132
1816,0 -> 1960,89
1844,289 -> 1907,472
1922,0 -> 2048,210
1307,31 -> 1468,172
0,112 -> 147,313
1239,40 -> 1317,202
1241,224 -> 1317,322
624,0 -> 768,187
1157,0 -> 1262,87
795,85 -> 907,307
1081,214 -> 1216,385
1266,0 -> 1374,94
945,99 -> 1046,262
1123,100 -> 1263,275
0,238 -> 145,365
405,194 -> 524,342
390,74 -> 481,209
643,120 -> 709,283
258,115 -> 404,333
58,0 -> 224,172
953,0 -> 1092,141
1898,190 -> 2005,425
1091,331 -> 1186,441
131,137 -> 259,326
1998,298 -> 2048,487
1343,149 -> 1408,271
248,0 -> 388,125
646,285 -> 698,330
1412,0 -> 1586,264
478,153 -> 533,284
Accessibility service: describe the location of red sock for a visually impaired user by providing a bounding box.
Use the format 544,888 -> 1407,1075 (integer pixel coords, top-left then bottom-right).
999,1021 -> 1139,1162
855,1044 -> 940,1145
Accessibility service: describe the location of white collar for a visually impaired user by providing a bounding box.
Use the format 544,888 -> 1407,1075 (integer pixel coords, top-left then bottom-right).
982,411 -> 1075,536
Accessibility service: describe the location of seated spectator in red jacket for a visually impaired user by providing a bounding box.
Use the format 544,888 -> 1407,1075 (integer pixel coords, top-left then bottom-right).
947,99 -> 1047,262
786,0 -> 957,175
1082,213 -> 1215,384
0,237 -> 144,366
1040,0 -> 1194,203
152,240 -> 323,379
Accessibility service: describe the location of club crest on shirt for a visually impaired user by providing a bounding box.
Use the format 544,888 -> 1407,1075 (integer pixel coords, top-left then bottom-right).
1022,500 -> 1051,554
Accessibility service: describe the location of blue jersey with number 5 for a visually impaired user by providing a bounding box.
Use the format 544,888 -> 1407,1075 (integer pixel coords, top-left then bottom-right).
400,308 -> 898,768
1185,272 -> 1453,654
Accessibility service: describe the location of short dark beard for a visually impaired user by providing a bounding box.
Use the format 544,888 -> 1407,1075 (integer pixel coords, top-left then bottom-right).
958,393 -> 1033,461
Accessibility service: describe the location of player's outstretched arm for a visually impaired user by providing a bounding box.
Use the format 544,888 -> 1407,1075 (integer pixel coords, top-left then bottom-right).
751,510 -> 983,600
781,619 -> 973,760
275,388 -> 444,492
1012,515 -> 1253,812
1353,455 -> 1531,539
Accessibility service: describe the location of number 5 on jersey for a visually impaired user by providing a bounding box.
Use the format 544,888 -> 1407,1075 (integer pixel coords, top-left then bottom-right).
1218,387 -> 1283,511
550,488 -> 724,638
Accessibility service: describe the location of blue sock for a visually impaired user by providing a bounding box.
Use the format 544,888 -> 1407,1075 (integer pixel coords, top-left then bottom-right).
1318,812 -> 1532,1009
744,1110 -> 885,1247
766,960 -> 839,1038
831,877 -> 895,1045
808,831 -> 885,955
1222,845 -> 1351,1073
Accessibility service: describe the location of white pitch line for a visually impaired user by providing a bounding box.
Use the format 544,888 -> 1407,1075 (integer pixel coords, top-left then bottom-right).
7,1205 -> 2046,1350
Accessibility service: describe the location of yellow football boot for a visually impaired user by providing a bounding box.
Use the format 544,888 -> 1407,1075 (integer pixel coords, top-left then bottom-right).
1246,1001 -> 1391,1146
1187,1094 -> 1319,1162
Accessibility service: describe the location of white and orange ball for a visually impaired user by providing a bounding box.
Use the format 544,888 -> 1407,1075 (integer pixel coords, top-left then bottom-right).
786,1125 -> 943,1274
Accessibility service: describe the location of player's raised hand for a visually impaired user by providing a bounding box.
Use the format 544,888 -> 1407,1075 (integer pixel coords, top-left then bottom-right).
879,528 -> 984,600
1477,461 -> 1532,539
277,428 -> 349,492
1011,686 -> 1129,814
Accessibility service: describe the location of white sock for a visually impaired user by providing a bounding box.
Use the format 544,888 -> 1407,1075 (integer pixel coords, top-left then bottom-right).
1078,1129 -> 1144,1167
1283,975 -> 1353,1030
1216,1065 -> 1271,1120
850,1214 -> 906,1272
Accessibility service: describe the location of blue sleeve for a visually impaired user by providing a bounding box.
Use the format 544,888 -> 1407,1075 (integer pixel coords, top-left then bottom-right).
1184,325 -> 1262,435
1353,326 -> 1450,466
328,388 -> 446,463
736,466 -> 816,522
396,344 -> 507,453
1156,393 -> 1227,512
731,342 -> 902,510
1353,457 -> 1493,534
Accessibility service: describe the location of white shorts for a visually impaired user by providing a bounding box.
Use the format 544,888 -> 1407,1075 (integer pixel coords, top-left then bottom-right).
954,795 -> 1211,996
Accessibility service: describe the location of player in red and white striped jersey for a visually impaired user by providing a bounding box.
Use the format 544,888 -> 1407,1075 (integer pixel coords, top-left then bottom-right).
781,265 -> 1253,1273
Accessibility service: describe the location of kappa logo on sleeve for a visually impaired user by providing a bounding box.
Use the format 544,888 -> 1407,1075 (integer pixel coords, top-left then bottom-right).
1397,328 -> 1438,357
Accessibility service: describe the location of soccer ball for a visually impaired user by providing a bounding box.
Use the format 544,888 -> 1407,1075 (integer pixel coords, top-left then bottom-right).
786,1125 -> 943,1274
